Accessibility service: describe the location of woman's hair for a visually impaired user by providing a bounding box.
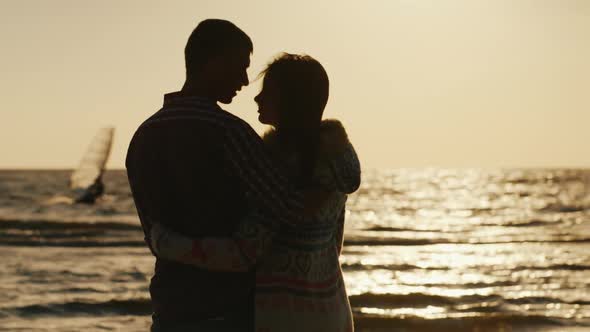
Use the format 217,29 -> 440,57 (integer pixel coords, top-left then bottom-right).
261,53 -> 329,188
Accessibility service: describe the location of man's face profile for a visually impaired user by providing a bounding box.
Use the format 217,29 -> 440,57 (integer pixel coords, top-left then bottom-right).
211,48 -> 251,104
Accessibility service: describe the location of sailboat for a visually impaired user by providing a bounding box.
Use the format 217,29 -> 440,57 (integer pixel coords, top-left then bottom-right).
70,127 -> 115,204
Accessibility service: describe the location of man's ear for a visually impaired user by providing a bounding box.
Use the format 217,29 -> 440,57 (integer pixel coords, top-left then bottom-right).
206,52 -> 228,70
200,57 -> 218,76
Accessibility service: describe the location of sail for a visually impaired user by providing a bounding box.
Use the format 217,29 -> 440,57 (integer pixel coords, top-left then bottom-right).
70,127 -> 115,190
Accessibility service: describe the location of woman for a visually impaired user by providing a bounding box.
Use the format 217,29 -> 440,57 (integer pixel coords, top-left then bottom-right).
150,53 -> 360,331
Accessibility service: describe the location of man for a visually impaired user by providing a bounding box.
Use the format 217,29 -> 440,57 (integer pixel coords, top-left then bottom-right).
125,19 -> 303,331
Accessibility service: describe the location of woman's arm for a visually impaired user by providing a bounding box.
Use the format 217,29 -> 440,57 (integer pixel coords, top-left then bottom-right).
149,188 -> 332,271
150,212 -> 270,272
157,121 -> 306,272
148,191 -> 329,271
334,207 -> 346,256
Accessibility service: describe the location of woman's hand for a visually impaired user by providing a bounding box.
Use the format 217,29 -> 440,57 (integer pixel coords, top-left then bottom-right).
149,221 -> 165,255
149,221 -> 193,260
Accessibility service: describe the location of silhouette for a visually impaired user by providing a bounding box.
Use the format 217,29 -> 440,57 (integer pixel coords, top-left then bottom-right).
149,53 -> 361,331
126,20 -> 306,331
72,177 -> 105,204
70,127 -> 114,204
44,127 -> 114,205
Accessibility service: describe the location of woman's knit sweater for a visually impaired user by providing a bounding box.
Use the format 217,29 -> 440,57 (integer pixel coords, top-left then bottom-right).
151,119 -> 361,331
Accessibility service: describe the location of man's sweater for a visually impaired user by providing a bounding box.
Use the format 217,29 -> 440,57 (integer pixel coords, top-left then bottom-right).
125,93 -> 303,327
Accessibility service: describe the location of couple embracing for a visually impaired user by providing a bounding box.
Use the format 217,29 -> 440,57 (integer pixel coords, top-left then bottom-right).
126,19 -> 361,332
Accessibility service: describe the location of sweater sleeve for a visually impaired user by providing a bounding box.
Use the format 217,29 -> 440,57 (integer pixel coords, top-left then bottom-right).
149,121 -> 304,272
334,207 -> 346,256
150,212 -> 269,272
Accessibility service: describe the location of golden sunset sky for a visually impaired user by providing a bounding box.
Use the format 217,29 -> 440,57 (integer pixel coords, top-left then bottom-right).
1,0 -> 589,169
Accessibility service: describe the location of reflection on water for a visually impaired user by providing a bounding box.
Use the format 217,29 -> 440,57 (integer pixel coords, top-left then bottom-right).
343,169 -> 590,331
0,169 -> 589,331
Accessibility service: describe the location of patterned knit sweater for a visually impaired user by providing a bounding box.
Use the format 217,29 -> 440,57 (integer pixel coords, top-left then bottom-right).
151,119 -> 361,331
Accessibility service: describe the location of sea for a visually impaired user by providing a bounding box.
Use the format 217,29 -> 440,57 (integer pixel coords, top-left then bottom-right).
1,169 -> 589,332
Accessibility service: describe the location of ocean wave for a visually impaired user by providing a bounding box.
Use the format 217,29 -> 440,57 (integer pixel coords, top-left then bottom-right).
364,219 -> 568,230
342,263 -> 449,271
344,237 -> 444,246
343,236 -> 590,246
511,264 -> 590,272
539,203 -> 588,213
0,239 -> 145,247
363,226 -> 467,233
505,297 -> 590,306
1,295 -> 588,331
44,287 -> 112,294
3,229 -> 589,248
2,298 -> 152,317
501,219 -> 563,227
7,295 -> 585,318
0,218 -> 141,231
0,217 -> 146,247
350,292 -> 590,310
403,280 -> 521,289
349,293 -> 502,308
352,312 -> 570,331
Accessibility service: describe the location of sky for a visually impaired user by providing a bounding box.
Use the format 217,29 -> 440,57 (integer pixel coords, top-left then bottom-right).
1,0 -> 589,169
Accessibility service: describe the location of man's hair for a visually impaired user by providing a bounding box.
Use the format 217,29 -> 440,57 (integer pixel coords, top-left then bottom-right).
184,19 -> 253,77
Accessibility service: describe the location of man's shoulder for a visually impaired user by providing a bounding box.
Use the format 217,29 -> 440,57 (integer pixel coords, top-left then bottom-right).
137,104 -> 249,132
130,105 -> 260,151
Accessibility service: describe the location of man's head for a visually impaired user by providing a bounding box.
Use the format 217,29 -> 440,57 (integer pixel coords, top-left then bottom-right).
184,19 -> 252,103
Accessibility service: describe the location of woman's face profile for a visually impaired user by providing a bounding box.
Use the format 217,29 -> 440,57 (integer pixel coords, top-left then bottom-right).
255,76 -> 281,126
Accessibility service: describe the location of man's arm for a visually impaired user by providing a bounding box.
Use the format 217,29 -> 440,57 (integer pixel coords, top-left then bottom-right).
149,203 -> 344,271
149,213 -> 267,272
206,121 -> 304,265
126,128 -> 157,255
148,121 -> 304,272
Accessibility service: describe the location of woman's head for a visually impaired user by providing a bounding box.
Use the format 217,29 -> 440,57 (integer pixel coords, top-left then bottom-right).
255,53 -> 329,129
255,53 -> 330,187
